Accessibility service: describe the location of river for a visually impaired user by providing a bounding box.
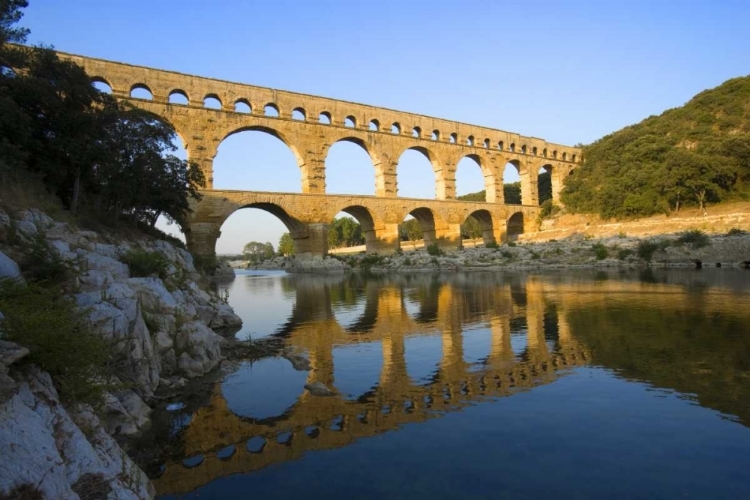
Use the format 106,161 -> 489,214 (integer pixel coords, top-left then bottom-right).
144,268 -> 750,499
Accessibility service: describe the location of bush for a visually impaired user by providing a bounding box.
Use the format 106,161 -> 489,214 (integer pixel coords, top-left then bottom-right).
507,241 -> 517,247
0,281 -> 115,406
539,199 -> 560,219
20,234 -> 71,285
637,241 -> 660,261
121,248 -> 169,279
592,243 -> 609,260
486,241 -> 499,249
617,248 -> 634,260
727,228 -> 746,236
426,243 -> 443,256
676,229 -> 710,248
192,253 -> 218,276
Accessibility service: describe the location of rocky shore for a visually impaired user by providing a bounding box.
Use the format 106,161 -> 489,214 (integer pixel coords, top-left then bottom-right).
0,209 -> 242,499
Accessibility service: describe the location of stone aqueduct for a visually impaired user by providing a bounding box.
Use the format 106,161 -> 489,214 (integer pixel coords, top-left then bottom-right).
58,51 -> 583,257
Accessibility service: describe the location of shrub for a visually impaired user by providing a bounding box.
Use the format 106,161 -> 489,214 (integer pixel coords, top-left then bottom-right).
676,229 -> 710,248
20,234 -> 72,285
192,253 -> 218,276
403,257 -> 412,266
539,199 -> 561,219
727,228 -> 746,236
501,250 -> 513,259
486,241 -> 499,249
507,241 -> 517,247
637,241 -> 660,261
121,248 -> 169,279
617,248 -> 634,260
592,243 -> 609,260
530,251 -> 540,260
426,243 -> 443,256
617,231 -> 628,238
0,281 -> 116,406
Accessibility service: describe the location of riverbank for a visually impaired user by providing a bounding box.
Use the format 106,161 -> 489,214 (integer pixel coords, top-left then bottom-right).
0,208 -> 242,498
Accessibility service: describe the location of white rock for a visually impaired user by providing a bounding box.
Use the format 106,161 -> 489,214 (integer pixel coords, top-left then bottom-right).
0,250 -> 23,283
76,249 -> 129,279
127,278 -> 178,314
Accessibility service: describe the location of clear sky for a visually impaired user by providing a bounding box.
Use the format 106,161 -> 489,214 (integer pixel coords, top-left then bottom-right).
23,0 -> 750,254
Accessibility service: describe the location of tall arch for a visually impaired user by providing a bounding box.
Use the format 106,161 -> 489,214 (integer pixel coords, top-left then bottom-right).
456,154 -> 496,202
216,202 -> 309,257
324,137 -> 380,195
503,161 -> 522,204
538,164 -> 553,204
214,126 -> 306,192
331,205 -> 382,254
396,147 -> 441,200
507,212 -> 524,241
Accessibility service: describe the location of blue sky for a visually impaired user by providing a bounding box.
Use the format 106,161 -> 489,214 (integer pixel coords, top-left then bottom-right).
23,0 -> 750,253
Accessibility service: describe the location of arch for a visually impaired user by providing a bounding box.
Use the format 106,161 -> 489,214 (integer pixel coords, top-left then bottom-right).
431,130 -> 440,141
552,150 -> 558,159
264,103 -> 280,117
234,99 -> 251,113
91,78 -> 112,94
129,83 -> 153,100
396,147 -> 441,199
369,119 -> 380,131
412,126 -> 421,138
532,146 -> 538,156
217,202 -> 308,256
449,133 -> 457,144
562,152 -> 568,161
498,141 -> 504,150
168,89 -> 188,105
292,107 -> 306,120
319,111 -> 332,124
572,154 -> 577,162
391,122 -> 401,134
204,94 -> 222,109
456,154 -> 496,202
215,126 -> 306,191
404,207 -> 446,249
538,164 -> 553,204
483,138 -> 490,149
507,212 -> 524,241
325,137 -> 380,195
466,135 -> 475,146
503,161 -> 521,204
509,143 -> 515,152
542,148 -> 548,158
521,145 -> 527,154
345,116 -> 356,128
463,209 -> 496,246
331,205 -> 382,254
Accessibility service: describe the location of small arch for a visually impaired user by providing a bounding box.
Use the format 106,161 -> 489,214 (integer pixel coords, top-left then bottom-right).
319,111 -> 332,124
333,206 -> 380,254
449,133 -> 457,144
463,209 -> 496,246
234,99 -> 251,113
391,122 -> 401,134
168,89 -> 189,105
403,207 -> 448,251
412,126 -> 421,138
130,84 -> 153,100
431,130 -> 440,141
466,135 -> 475,146
509,143 -> 516,152
572,154 -> 577,162
483,138 -> 490,149
552,150 -> 558,159
204,94 -> 222,109
1,65 -> 17,78
542,148 -> 548,158
369,119 -> 380,131
532,146 -> 538,156
292,107 -> 306,120
521,145 -> 527,154
345,115 -> 356,128
562,152 -> 568,161
264,103 -> 280,117
498,141 -> 504,150
91,78 -> 112,94
507,212 -> 524,241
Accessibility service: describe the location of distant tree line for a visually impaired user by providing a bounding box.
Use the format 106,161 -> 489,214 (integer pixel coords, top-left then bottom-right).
0,1 -> 204,228
561,76 -> 750,218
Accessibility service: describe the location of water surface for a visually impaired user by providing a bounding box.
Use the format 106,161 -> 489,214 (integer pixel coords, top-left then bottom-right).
147,269 -> 750,499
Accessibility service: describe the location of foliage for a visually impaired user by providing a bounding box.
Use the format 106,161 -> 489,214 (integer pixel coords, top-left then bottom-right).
727,228 -> 746,236
617,248 -> 634,260
458,171 -> 551,205
460,215 -> 483,240
243,241 -> 274,263
675,229 -> 710,248
399,218 -> 423,242
0,280 -> 115,406
486,241 -> 499,249
19,233 -> 71,284
328,217 -> 364,248
539,199 -> 560,220
120,248 -> 169,279
192,253 -> 218,276
0,4 -> 205,231
426,243 -> 443,256
637,241 -> 660,261
278,232 -> 295,256
591,242 -> 609,260
562,75 -> 750,218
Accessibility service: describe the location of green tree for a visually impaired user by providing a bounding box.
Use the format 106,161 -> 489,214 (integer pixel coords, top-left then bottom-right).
328,217 -> 364,248
243,241 -> 275,262
278,232 -> 295,256
399,218 -> 423,246
0,0 -> 29,45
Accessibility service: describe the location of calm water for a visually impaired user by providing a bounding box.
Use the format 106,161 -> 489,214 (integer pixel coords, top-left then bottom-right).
146,269 -> 750,499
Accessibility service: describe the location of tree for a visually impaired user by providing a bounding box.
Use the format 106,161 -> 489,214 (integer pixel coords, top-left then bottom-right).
0,0 -> 29,46
278,233 -> 295,256
399,218 -> 423,248
461,216 -> 483,240
243,241 -> 274,263
328,217 -> 364,248
660,149 -> 737,213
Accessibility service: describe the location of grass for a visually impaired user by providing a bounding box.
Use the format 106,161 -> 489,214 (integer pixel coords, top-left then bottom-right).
675,229 -> 710,248
121,248 -> 169,279
591,242 -> 609,260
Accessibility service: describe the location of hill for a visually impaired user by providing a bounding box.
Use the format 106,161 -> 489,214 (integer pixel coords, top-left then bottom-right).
562,75 -> 750,218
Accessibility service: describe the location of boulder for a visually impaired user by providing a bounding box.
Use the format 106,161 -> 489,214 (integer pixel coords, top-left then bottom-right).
174,321 -> 224,378
0,250 -> 23,284
304,381 -> 335,396
127,277 -> 178,314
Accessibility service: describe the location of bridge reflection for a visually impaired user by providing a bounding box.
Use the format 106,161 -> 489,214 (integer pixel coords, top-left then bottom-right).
149,271 -> 750,496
